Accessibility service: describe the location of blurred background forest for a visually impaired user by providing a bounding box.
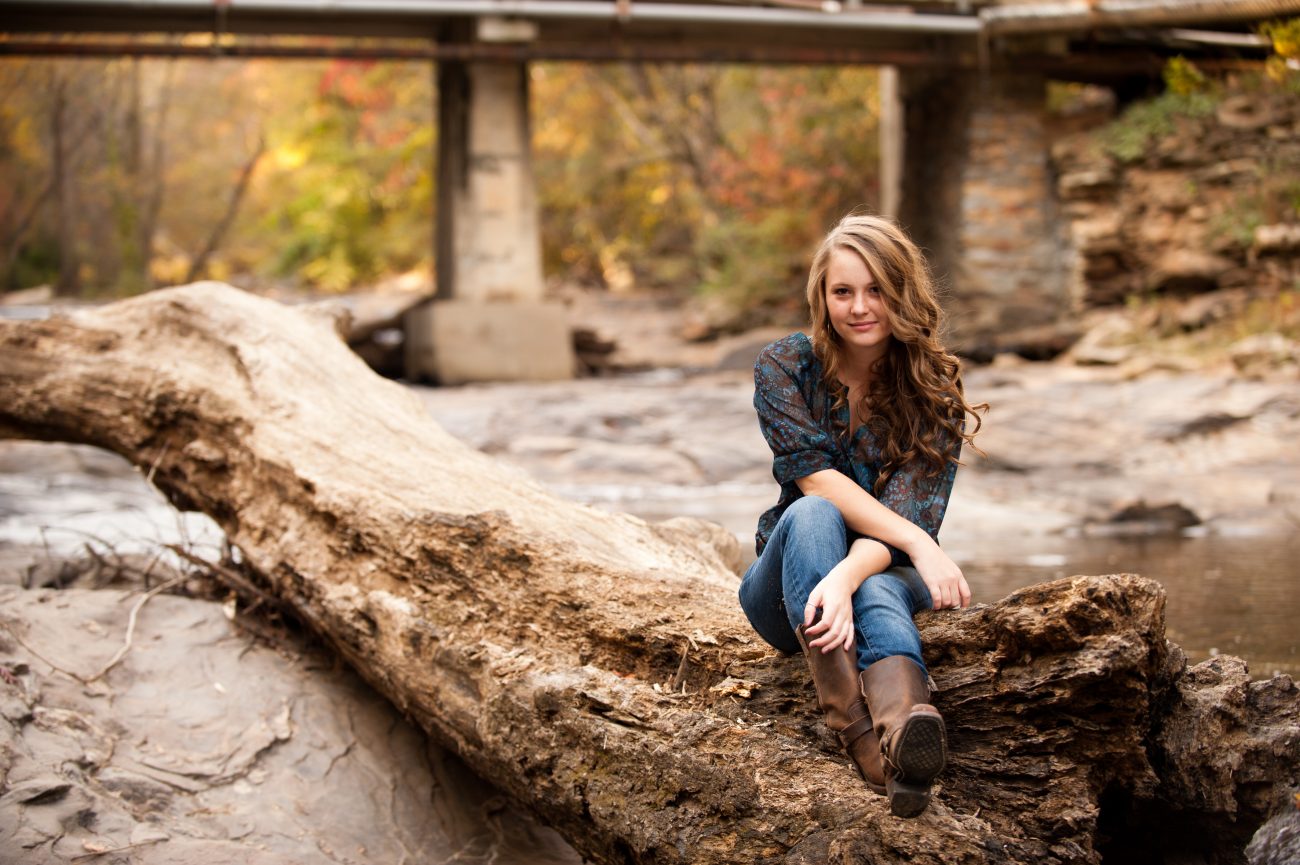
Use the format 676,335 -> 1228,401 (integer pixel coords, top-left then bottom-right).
0,57 -> 880,311
5,31 -> 1299,339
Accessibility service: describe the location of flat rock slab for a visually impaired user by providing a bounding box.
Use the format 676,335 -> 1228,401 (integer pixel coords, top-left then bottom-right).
0,585 -> 581,865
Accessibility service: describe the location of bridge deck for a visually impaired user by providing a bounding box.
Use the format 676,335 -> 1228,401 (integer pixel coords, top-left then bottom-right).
0,0 -> 1292,68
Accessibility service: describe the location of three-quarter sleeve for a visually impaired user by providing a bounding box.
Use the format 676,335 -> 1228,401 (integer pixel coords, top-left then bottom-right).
753,342 -> 838,485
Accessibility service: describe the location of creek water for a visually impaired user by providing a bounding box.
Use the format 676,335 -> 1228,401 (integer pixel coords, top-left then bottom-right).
955,531 -> 1300,678
557,478 -> 1300,679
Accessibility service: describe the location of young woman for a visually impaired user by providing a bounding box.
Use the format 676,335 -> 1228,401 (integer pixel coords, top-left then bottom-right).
738,213 -> 985,818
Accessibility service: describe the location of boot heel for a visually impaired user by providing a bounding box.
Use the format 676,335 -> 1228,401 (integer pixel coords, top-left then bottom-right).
885,777 -> 931,818
894,711 -> 947,782
859,656 -> 949,819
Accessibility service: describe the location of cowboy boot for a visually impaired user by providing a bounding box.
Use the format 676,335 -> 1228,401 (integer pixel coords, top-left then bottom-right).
858,655 -> 947,818
795,624 -> 886,794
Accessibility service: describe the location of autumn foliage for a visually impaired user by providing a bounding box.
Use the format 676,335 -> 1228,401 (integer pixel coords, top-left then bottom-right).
1,56 -> 880,304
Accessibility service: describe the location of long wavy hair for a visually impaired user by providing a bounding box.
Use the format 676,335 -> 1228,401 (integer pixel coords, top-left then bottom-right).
806,214 -> 986,494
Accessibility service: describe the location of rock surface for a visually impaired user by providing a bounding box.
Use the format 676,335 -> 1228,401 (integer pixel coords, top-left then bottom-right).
0,586 -> 581,864
1246,792 -> 1300,865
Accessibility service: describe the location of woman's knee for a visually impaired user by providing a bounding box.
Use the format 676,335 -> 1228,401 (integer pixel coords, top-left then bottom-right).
856,571 -> 912,609
856,569 -> 933,619
779,495 -> 845,533
773,496 -> 847,555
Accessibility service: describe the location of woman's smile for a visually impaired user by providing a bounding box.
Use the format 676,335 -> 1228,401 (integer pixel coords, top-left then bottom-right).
825,247 -> 893,361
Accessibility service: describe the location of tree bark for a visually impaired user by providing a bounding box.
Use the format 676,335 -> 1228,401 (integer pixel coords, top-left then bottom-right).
0,283 -> 1295,865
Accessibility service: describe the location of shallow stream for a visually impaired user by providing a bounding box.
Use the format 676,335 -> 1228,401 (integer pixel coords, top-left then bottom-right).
555,477 -> 1300,678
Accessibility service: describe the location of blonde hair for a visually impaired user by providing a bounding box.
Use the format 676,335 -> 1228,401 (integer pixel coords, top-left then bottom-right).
806,213 -> 986,492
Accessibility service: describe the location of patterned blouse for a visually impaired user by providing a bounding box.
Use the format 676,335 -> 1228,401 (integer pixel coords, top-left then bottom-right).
753,332 -> 959,562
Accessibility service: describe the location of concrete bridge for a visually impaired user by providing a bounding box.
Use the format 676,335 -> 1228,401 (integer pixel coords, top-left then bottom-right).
3,0 -> 1296,379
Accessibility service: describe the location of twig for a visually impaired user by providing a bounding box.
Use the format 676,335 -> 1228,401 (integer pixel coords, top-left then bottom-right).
164,544 -> 279,607
0,621 -> 92,684
36,526 -> 123,555
82,541 -> 106,587
144,440 -> 169,486
71,837 -> 166,861
136,547 -> 164,591
30,526 -> 56,589
86,576 -> 185,684
668,639 -> 691,692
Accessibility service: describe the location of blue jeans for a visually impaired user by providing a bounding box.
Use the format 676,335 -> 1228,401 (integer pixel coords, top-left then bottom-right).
738,495 -> 932,674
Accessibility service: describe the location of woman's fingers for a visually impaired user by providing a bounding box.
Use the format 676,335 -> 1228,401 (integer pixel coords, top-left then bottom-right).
805,568 -> 860,651
803,586 -> 824,628
808,606 -> 843,639
820,629 -> 851,653
927,577 -> 947,610
915,546 -> 973,610
808,605 -> 852,651
810,621 -> 852,652
923,571 -> 971,610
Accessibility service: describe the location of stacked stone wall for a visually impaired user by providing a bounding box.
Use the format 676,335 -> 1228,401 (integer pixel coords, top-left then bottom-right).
899,70 -> 1071,357
959,74 -> 1070,342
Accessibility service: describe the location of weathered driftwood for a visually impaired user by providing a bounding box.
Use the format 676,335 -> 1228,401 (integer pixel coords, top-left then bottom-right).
1,283 -> 1296,865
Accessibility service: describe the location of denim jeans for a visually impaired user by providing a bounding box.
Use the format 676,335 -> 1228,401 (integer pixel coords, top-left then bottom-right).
738,495 -> 932,674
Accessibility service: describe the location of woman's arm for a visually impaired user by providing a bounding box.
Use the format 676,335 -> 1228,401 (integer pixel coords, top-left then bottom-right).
797,469 -> 931,553
796,469 -> 971,610
803,536 -> 892,652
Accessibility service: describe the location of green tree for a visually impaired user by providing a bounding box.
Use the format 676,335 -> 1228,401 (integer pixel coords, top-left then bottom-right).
532,63 -> 882,310
252,59 -> 433,292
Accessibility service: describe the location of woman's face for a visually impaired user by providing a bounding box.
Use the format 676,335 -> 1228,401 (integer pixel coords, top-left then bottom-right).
825,246 -> 893,363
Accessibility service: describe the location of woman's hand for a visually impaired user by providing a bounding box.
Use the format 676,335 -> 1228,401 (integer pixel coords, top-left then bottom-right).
803,537 -> 890,652
909,542 -> 972,610
803,565 -> 861,653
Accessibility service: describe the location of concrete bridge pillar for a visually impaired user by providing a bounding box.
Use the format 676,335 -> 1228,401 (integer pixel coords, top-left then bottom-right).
406,59 -> 574,384
878,66 -> 904,220
896,69 -> 1068,355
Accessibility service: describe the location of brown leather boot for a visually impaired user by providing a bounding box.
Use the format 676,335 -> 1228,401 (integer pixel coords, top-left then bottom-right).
795,624 -> 886,794
858,655 -> 947,818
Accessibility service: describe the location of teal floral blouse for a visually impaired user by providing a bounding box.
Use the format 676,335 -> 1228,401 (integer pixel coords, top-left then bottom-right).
752,332 -> 959,562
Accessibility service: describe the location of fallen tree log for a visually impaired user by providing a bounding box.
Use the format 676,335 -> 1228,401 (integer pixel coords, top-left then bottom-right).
1,283 -> 1296,864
